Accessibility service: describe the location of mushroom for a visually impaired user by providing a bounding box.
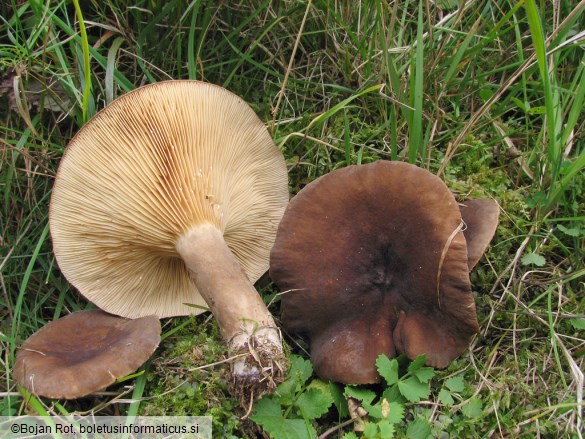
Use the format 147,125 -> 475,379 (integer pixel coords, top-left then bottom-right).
14,310 -> 161,399
49,81 -> 289,398
270,161 -> 499,384
459,199 -> 500,270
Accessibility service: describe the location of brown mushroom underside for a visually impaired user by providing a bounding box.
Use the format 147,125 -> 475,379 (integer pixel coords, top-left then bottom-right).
270,161 -> 496,384
14,310 -> 161,399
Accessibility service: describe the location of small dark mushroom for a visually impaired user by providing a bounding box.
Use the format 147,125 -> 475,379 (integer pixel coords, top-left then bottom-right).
270,161 -> 499,384
14,310 -> 161,399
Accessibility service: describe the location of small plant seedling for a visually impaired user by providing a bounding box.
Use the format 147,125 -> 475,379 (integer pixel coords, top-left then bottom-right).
438,374 -> 466,406
343,354 -> 435,439
520,252 -> 546,267
250,356 -> 335,439
252,354 -> 448,438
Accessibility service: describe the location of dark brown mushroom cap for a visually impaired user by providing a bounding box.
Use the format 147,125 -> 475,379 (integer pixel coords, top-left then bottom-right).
14,310 -> 161,399
270,161 -> 480,384
460,199 -> 500,270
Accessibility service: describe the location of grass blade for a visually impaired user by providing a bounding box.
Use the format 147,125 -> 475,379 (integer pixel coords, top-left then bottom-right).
407,0 -> 425,164
71,0 -> 91,122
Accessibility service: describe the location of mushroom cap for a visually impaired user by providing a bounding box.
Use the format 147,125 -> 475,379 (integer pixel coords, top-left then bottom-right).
460,199 -> 500,270
13,310 -> 161,399
270,161 -> 480,383
50,80 -> 289,318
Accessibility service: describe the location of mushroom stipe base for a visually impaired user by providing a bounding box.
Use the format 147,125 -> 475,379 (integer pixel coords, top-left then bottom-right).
228,325 -> 287,408
177,224 -> 286,399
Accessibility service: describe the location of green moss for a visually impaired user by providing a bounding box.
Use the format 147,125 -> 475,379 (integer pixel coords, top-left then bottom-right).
138,316 -> 248,436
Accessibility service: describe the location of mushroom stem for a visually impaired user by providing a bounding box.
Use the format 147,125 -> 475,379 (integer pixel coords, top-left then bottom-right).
176,223 -> 285,399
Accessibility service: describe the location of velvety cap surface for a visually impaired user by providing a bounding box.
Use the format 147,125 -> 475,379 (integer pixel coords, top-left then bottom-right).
14,310 -> 161,399
270,161 -> 480,383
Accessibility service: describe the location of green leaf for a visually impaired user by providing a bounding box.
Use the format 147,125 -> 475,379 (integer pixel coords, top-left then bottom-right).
407,354 -> 427,373
385,401 -> 405,424
275,379 -> 298,406
362,398 -> 404,424
527,105 -> 546,115
363,422 -> 379,437
413,367 -> 435,383
405,418 -> 432,439
557,224 -> 583,237
511,97 -> 528,112
521,252 -> 546,267
342,433 -> 359,439
438,389 -> 454,406
444,375 -> 465,392
569,318 -> 585,330
479,88 -> 494,103
461,397 -> 484,419
250,399 -> 314,439
397,377 -> 429,403
381,383 -> 405,404
376,354 -> 399,385
275,356 -> 313,405
345,386 -> 377,405
362,401 -> 383,419
295,388 -> 334,420
307,379 -> 331,394
289,355 -> 314,385
251,398 -> 281,420
378,420 -> 395,438
329,382 -> 349,418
